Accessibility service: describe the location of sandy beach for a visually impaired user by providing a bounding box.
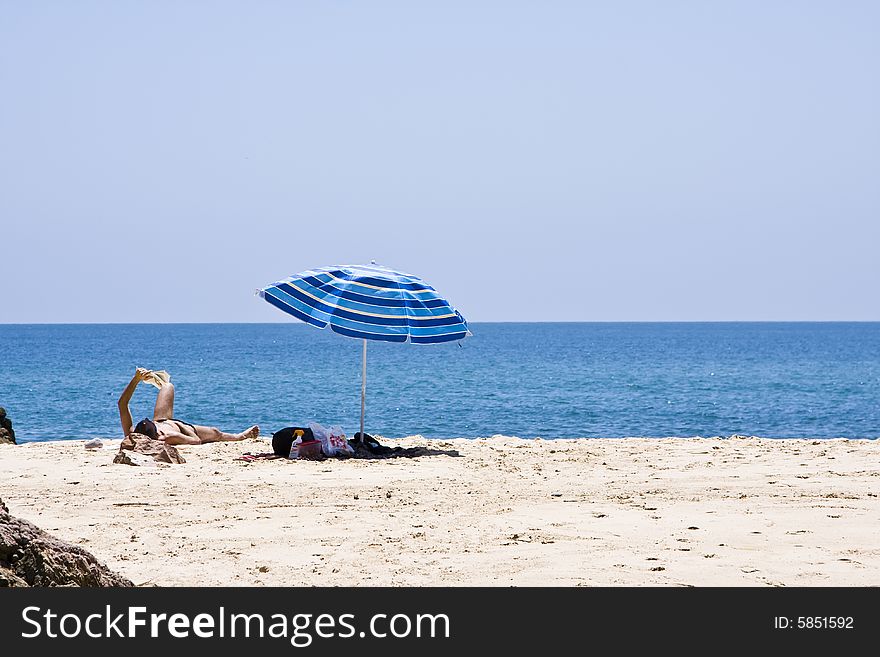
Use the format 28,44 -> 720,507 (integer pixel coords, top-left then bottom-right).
1,435 -> 878,587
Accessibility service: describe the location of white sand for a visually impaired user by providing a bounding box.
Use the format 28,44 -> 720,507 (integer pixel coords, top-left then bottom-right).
1,435 -> 878,586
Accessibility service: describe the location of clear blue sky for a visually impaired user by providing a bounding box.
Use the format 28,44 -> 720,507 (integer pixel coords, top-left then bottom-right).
1,1 -> 877,322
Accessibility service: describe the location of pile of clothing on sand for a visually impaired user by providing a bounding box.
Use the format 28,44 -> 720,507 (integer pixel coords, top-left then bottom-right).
268,424 -> 429,460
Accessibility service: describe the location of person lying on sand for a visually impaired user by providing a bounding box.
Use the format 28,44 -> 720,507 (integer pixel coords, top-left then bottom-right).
117,368 -> 259,445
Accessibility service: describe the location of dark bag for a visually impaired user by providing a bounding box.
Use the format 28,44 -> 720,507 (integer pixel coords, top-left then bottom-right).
272,426 -> 315,457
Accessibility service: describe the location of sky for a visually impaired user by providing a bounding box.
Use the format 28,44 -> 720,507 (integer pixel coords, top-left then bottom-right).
1,1 -> 878,323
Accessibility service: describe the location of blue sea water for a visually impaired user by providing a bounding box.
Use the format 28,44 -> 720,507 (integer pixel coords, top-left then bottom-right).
1,322 -> 878,442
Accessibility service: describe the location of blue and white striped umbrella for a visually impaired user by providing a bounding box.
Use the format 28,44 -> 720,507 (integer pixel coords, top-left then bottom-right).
257,263 -> 470,440
258,263 -> 469,344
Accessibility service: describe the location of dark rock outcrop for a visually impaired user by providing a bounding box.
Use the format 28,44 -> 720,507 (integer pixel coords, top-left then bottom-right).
0,498 -> 133,587
115,432 -> 186,465
0,407 -> 15,444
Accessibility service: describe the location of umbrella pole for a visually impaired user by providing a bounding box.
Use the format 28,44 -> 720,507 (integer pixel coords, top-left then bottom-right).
359,338 -> 366,444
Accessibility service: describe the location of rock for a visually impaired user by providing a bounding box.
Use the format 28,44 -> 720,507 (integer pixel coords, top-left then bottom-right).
116,432 -> 185,465
0,497 -> 133,587
152,447 -> 184,464
0,569 -> 28,587
0,407 -> 14,445
113,451 -> 159,467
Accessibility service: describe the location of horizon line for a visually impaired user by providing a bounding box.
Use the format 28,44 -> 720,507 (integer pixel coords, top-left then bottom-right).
3,320 -> 880,326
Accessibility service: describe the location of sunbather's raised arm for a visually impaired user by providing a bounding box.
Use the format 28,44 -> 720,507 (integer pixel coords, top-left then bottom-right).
117,368 -> 147,436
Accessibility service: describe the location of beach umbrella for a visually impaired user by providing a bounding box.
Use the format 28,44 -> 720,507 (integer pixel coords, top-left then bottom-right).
256,263 -> 470,442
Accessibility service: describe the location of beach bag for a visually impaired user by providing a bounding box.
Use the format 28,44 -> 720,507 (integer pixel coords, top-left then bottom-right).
272,426 -> 314,457
327,425 -> 354,456
309,421 -> 332,455
309,422 -> 354,457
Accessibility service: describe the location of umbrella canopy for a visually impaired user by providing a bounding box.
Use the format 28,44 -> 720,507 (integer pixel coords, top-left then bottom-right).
258,263 -> 469,343
257,263 -> 470,441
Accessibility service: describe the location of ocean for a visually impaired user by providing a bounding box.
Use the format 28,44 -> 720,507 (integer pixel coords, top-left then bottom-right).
1,322 -> 878,442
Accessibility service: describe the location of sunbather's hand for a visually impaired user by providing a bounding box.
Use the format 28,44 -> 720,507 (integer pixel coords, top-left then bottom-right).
135,367 -> 150,382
